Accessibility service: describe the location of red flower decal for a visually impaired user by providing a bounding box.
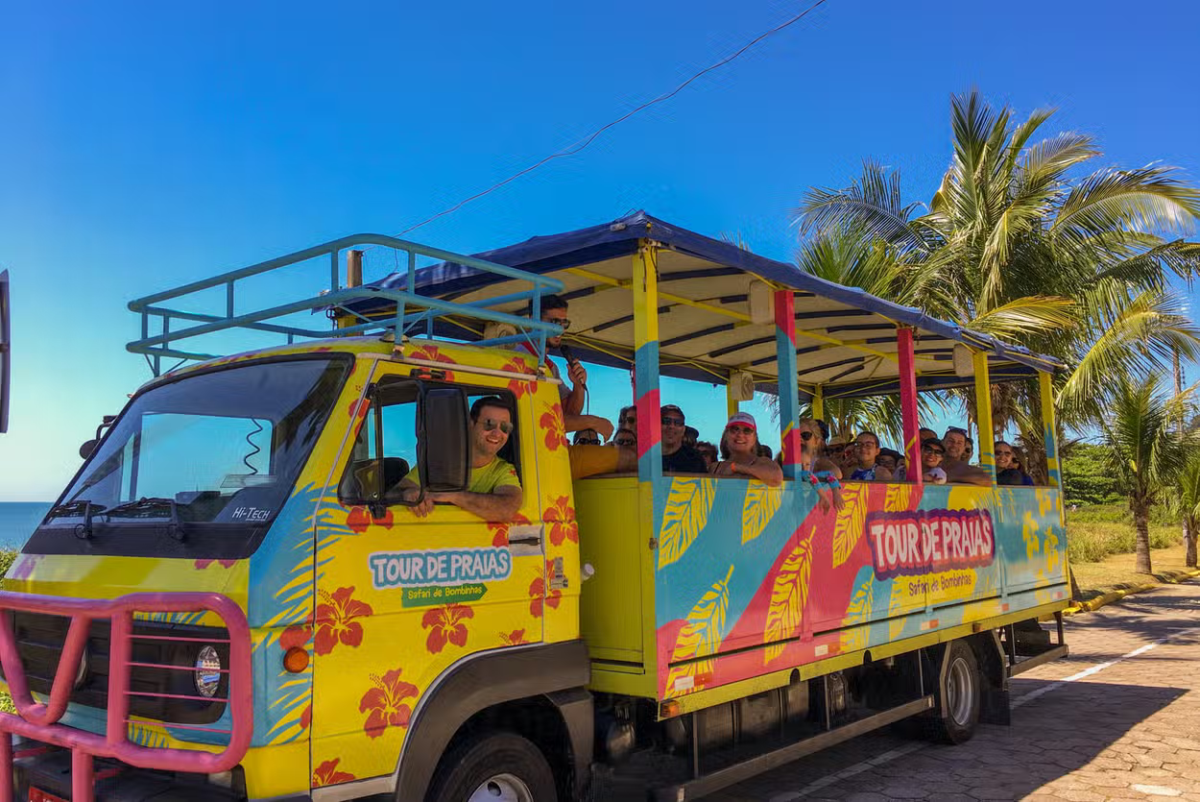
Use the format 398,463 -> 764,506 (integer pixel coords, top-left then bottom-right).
528,564 -> 561,619
544,496 -> 578,546
409,345 -> 457,381
312,757 -> 356,786
358,667 -> 418,739
194,559 -> 237,570
346,505 -> 394,533
539,403 -> 568,451
502,356 -> 539,398
500,629 -> 528,646
280,614 -> 313,651
487,513 -> 532,547
347,398 -> 371,421
301,702 -> 312,730
314,587 -> 374,655
421,604 -> 474,654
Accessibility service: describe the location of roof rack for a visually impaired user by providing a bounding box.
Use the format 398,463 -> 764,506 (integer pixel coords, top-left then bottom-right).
126,234 -> 565,376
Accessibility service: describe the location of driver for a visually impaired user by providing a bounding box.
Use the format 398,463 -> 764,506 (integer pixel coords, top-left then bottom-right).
398,396 -> 522,520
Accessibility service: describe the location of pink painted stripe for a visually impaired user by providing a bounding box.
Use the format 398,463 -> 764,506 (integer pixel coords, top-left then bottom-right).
635,388 -> 662,459
780,427 -> 802,466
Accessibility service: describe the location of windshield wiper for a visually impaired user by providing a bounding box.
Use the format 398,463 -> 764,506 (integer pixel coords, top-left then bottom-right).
45,500 -> 106,539
103,497 -> 189,542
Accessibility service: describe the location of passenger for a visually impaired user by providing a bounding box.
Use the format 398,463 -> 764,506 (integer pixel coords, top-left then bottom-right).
920,438 -> 949,485
996,440 -> 1034,486
710,413 -> 783,486
876,447 -> 901,475
660,405 -> 707,473
797,418 -> 844,511
964,436 -> 975,464
941,426 -> 991,486
612,428 -> 637,448
618,405 -> 637,432
848,431 -> 893,482
696,441 -> 719,470
757,443 -> 773,459
525,294 -> 586,417
573,428 -> 602,446
684,426 -> 700,450
400,396 -> 522,519
919,427 -> 938,442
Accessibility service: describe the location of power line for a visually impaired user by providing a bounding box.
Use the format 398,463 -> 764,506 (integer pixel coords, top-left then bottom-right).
394,0 -> 832,238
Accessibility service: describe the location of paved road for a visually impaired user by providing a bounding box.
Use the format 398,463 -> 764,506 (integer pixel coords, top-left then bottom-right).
710,578 -> 1200,802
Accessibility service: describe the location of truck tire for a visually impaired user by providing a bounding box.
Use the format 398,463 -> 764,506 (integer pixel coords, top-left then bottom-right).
929,640 -> 981,745
425,731 -> 558,802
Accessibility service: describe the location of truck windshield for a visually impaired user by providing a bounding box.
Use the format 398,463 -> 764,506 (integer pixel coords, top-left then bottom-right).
36,356 -> 348,555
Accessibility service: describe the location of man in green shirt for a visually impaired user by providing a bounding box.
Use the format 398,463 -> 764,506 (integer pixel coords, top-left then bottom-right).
400,396 -> 523,520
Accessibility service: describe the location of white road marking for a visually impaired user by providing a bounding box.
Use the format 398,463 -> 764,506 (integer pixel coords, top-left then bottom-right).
768,623 -> 1200,802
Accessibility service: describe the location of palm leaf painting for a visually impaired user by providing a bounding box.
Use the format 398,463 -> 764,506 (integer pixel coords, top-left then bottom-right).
839,576 -> 875,654
884,483 -> 916,513
657,478 -> 716,569
664,565 -> 735,694
763,527 -> 815,664
742,483 -> 783,545
832,484 -> 871,567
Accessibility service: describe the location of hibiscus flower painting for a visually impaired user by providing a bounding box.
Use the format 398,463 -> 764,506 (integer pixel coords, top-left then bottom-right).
314,587 -> 373,655
358,667 -> 418,739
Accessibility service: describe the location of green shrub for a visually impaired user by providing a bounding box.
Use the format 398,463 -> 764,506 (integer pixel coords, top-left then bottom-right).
0,549 -> 16,578
1067,520 -> 1178,564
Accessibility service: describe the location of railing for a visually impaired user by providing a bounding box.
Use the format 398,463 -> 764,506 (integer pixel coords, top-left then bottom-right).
127,233 -> 566,376
0,591 -> 253,802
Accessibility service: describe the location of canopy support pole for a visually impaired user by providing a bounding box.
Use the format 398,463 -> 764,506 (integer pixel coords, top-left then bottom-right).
633,240 -> 664,491
811,386 -> 824,421
897,327 -> 922,486
1039,371 -> 1061,489
973,350 -> 996,481
726,382 -> 739,418
775,290 -> 800,480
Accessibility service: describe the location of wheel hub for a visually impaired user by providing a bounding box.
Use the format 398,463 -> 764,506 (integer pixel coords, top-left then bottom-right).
468,772 -> 535,802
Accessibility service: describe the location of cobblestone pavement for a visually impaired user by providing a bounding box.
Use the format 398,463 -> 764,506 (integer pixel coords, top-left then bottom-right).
706,578 -> 1200,802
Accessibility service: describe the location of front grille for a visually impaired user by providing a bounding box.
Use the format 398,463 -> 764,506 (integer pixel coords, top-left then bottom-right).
4,612 -> 230,726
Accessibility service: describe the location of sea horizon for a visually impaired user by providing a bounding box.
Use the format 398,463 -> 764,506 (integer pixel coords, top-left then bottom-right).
0,501 -> 52,551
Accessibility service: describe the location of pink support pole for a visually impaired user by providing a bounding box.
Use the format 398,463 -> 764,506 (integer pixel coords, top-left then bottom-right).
897,326 -> 922,485
73,750 -> 95,802
0,733 -> 11,802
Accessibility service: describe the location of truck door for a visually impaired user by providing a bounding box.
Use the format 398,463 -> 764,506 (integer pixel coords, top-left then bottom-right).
307,365 -> 545,788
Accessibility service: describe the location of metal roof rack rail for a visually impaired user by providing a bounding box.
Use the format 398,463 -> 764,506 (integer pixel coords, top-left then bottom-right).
126,234 -> 565,376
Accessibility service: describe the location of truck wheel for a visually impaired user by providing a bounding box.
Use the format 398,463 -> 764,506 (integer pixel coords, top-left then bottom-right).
426,731 -> 558,802
929,640 -> 981,745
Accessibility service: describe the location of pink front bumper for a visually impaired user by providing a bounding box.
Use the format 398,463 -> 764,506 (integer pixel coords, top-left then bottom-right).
0,591 -> 253,802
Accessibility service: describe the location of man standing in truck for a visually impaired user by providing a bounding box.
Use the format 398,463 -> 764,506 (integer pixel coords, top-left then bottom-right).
400,395 -> 523,519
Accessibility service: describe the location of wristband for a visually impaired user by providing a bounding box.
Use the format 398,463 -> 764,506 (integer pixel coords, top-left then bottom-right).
815,470 -> 842,490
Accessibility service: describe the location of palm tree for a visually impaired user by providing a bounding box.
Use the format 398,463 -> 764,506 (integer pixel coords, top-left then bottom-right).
794,91 -> 1200,438
1099,375 -> 1193,574
1166,455 -> 1200,568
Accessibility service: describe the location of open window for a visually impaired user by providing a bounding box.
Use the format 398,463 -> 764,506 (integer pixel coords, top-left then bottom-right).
339,379 -> 505,512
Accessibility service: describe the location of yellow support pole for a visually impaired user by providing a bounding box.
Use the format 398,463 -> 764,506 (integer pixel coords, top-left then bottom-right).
973,350 -> 995,481
811,385 -> 824,421
1040,371 -> 1061,489
726,379 -> 739,418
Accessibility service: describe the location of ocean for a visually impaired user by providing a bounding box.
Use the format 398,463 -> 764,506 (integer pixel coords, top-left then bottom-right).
0,502 -> 50,551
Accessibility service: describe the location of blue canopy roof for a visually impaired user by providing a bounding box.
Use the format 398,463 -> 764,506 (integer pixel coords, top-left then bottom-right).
348,211 -> 1062,398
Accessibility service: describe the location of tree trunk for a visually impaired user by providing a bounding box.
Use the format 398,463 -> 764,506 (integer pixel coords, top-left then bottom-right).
1134,503 -> 1154,575
1187,516 -> 1198,568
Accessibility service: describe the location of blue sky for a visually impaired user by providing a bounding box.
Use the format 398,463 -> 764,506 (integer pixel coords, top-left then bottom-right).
2,0 -> 1199,500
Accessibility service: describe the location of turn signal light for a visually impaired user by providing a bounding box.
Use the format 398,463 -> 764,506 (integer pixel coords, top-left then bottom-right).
284,647 -> 310,674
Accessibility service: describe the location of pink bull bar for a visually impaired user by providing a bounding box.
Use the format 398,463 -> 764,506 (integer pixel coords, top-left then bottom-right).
0,591 -> 253,802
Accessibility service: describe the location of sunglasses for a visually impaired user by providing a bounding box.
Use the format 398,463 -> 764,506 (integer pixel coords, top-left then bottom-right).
727,425 -> 754,436
482,418 -> 514,434
946,427 -> 968,436
922,446 -> 944,456
542,316 -> 571,330
615,437 -> 636,446
661,416 -> 685,427
575,438 -> 601,445
800,430 -> 814,441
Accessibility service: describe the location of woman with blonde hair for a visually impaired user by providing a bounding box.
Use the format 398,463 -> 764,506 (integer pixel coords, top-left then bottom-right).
711,412 -> 782,487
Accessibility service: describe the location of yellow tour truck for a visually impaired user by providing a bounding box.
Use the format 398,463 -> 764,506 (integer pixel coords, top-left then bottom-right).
0,212 -> 1070,802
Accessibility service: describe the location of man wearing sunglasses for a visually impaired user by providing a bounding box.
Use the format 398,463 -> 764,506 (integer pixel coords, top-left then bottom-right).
522,295 -> 587,417
400,396 -> 523,520
661,404 -> 706,473
941,426 -> 991,486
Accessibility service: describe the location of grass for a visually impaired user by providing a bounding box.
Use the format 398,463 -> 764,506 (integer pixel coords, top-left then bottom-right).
1065,504 -> 1178,564
1070,543 -> 1197,603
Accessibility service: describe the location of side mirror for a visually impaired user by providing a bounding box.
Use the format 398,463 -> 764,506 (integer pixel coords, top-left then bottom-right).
79,440 -> 99,460
422,387 -> 469,492
79,415 -> 118,460
0,270 -> 9,434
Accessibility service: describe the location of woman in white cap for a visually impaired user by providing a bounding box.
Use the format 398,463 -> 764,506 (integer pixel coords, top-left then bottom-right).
711,412 -> 783,487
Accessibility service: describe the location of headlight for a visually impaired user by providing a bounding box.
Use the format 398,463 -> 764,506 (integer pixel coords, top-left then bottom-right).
194,645 -> 222,698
